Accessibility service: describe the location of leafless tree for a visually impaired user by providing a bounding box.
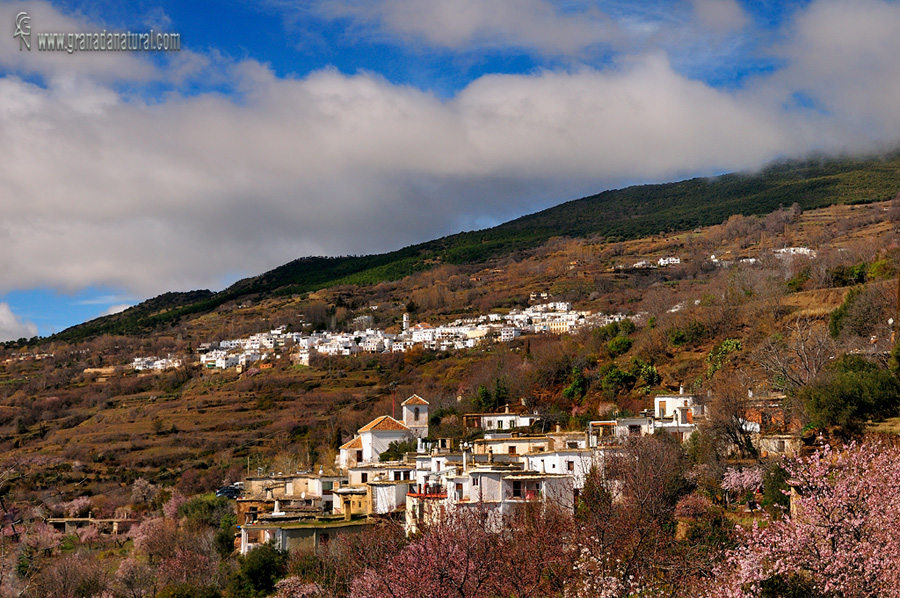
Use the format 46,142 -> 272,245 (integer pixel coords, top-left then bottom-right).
757,316 -> 835,393
704,375 -> 758,458
574,435 -> 689,594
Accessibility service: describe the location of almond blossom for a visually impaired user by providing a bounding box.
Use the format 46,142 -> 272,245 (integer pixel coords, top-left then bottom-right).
711,442 -> 900,597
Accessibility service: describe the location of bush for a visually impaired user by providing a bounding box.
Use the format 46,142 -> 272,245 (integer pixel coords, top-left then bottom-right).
761,464 -> 790,513
227,544 -> 289,598
607,336 -> 633,357
178,495 -> 234,529
562,367 -> 590,402
379,438 -> 418,462
666,320 -> 707,347
800,354 -> 900,431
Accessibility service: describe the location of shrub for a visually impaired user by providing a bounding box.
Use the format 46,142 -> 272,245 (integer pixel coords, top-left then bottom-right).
607,336 -> 633,357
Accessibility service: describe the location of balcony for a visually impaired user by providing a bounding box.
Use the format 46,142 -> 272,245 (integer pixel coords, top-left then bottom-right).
407,484 -> 447,499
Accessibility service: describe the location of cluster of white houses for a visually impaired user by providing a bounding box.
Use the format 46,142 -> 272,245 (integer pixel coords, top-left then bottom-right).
131,303 -> 639,372
236,389 -> 708,554
131,355 -> 183,372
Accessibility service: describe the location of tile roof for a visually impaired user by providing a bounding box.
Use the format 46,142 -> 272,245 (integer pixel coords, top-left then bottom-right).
339,436 -> 363,450
359,415 -> 409,432
401,394 -> 429,406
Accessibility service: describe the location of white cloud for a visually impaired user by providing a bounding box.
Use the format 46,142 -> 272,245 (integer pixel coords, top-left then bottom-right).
0,303 -> 38,342
312,0 -> 621,55
0,53 -> 807,298
690,0 -> 748,33
76,295 -> 135,306
0,1 -> 156,82
766,0 -> 900,145
101,304 -> 132,316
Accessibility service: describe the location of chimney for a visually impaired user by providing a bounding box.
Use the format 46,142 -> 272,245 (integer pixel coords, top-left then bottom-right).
679,385 -> 684,395
488,448 -> 494,464
505,404 -> 510,414
265,488 -> 273,501
748,388 -> 753,398
555,423 -> 562,434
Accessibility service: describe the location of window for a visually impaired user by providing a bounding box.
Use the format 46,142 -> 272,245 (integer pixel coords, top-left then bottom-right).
414,407 -> 420,421
361,473 -> 368,483
472,477 -> 479,487
508,446 -> 517,455
356,450 -> 363,462
512,480 -> 523,498
567,461 -> 575,472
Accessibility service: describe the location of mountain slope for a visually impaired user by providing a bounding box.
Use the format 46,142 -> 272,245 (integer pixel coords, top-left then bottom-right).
52,152 -> 900,341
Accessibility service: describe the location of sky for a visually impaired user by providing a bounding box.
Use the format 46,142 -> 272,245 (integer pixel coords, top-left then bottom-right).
2,0 -> 900,340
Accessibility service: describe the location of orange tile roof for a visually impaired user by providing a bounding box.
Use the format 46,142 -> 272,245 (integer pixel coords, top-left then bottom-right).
359,415 -> 409,432
401,394 -> 429,406
339,436 -> 363,450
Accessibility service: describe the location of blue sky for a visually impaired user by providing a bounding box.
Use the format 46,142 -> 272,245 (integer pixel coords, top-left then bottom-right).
0,0 -> 899,339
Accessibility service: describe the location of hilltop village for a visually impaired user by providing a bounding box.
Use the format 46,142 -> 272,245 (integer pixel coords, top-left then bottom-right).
131,301 -> 635,372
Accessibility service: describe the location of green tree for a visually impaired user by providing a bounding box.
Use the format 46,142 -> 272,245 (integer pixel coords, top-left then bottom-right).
562,367 -> 589,401
473,384 -> 497,412
493,377 -> 510,408
379,437 -> 418,462
227,544 -> 288,598
607,336 -> 633,357
800,355 -> 900,432
761,464 -> 790,514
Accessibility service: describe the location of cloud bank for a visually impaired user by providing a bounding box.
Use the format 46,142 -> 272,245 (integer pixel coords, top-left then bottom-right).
0,303 -> 38,342
0,0 -> 899,302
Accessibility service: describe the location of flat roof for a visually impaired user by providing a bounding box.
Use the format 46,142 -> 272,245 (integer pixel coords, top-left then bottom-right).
240,517 -> 375,530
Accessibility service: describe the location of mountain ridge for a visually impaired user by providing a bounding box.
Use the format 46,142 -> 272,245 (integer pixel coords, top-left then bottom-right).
50,151 -> 900,342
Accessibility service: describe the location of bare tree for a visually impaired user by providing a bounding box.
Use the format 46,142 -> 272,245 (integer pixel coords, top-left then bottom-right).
757,316 -> 835,393
572,435 -> 689,595
704,376 -> 758,458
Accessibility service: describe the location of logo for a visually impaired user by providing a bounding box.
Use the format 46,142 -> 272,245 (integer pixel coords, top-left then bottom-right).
14,11 -> 30,51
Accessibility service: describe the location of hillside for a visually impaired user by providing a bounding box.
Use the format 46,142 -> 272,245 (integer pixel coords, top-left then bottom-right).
52,152 -> 900,342
2,197 -> 899,500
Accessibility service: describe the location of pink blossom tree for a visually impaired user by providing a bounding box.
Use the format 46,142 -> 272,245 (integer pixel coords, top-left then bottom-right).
22,522 -> 62,557
162,491 -> 188,519
158,546 -> 216,588
348,506 -> 570,598
711,442 -> 900,597
76,523 -> 100,548
60,495 -> 92,518
720,467 -> 763,508
115,556 -> 157,598
350,508 -> 499,598
129,517 -> 178,565
131,478 -> 158,506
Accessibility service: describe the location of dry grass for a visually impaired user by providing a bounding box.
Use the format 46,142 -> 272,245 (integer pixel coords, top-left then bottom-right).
781,287 -> 850,317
